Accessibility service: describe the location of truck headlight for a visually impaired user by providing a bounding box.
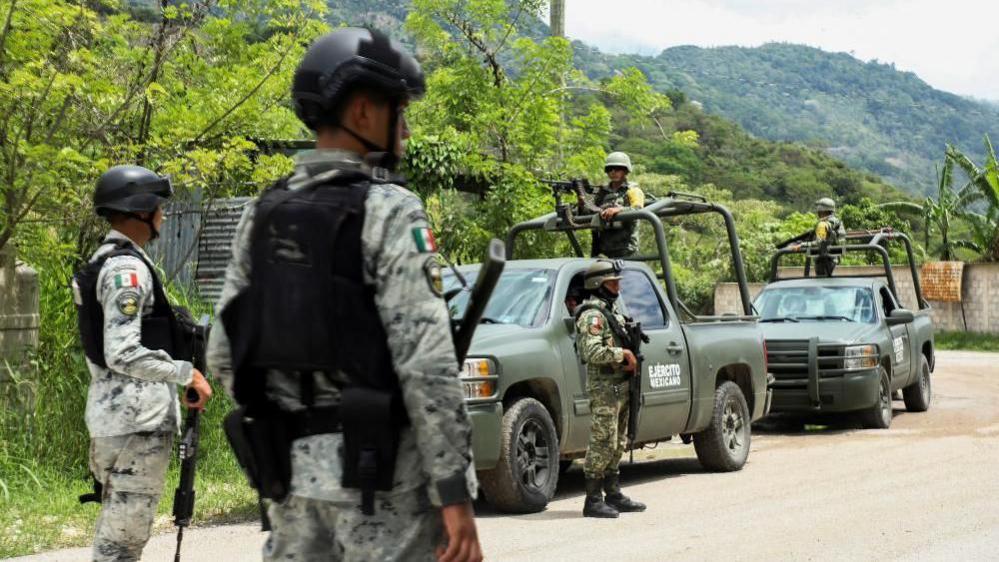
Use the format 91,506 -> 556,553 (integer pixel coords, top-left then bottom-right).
843,344 -> 878,370
461,358 -> 498,401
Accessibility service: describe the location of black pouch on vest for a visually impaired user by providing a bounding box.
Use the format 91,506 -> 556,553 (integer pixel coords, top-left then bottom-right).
340,386 -> 400,516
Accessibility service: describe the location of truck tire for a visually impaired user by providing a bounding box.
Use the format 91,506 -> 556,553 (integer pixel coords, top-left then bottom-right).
693,381 -> 751,472
902,356 -> 932,412
478,398 -> 559,513
860,367 -> 892,429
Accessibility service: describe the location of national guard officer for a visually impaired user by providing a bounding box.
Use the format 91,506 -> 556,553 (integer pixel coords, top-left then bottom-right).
74,166 -> 212,561
591,152 -> 645,258
206,28 -> 483,561
574,260 -> 646,518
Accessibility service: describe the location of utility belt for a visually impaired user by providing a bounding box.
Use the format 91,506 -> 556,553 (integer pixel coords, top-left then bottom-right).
596,366 -> 628,379
223,386 -> 406,521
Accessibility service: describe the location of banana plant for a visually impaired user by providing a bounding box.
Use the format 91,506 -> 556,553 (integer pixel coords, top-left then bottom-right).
879,156 -> 979,260
948,135 -> 999,261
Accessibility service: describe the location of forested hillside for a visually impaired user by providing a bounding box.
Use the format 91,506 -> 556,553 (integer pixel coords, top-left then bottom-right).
580,42 -> 999,195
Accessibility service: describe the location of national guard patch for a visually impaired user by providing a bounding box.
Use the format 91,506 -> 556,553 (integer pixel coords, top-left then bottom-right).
588,314 -> 603,335
117,292 -> 140,316
422,257 -> 444,298
412,227 -> 438,253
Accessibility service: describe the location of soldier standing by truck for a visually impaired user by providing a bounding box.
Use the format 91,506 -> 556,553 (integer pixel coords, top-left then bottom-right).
73,166 -> 213,561
207,28 -> 482,561
574,260 -> 647,518
589,152 -> 645,258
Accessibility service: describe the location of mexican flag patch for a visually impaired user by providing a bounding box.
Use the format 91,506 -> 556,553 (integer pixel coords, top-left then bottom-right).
412,227 -> 438,253
114,272 -> 139,289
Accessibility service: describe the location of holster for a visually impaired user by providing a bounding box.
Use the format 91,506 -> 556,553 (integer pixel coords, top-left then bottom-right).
340,387 -> 400,516
223,406 -> 293,504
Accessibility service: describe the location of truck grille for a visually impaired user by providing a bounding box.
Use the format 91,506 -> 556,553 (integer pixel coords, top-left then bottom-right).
766,339 -> 845,382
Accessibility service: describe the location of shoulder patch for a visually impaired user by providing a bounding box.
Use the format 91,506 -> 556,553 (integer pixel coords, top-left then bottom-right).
412,227 -> 438,253
116,291 -> 141,316
422,256 -> 444,298
588,314 -> 603,335
112,270 -> 139,289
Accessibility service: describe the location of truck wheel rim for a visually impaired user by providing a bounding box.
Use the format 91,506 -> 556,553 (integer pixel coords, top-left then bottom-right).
722,398 -> 746,454
516,419 -> 551,491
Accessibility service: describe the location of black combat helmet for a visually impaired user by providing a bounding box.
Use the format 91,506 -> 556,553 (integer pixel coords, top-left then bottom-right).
93,165 -> 172,239
93,165 -> 172,216
292,27 -> 425,168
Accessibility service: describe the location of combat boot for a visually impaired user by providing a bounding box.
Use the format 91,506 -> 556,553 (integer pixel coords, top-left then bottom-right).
603,473 -> 646,512
583,478 -> 619,518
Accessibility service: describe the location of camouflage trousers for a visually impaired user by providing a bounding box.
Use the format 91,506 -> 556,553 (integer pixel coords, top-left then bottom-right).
89,431 -> 173,562
264,489 -> 443,562
583,377 -> 630,480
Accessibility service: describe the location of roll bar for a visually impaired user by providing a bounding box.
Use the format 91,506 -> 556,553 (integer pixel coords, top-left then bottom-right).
769,228 -> 929,310
505,192 -> 755,316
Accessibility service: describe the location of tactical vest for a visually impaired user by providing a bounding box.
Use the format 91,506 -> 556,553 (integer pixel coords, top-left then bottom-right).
223,171 -> 401,405
221,170 -> 408,514
72,239 -> 180,368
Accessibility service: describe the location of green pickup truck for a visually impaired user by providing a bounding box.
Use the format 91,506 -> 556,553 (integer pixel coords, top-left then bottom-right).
447,193 -> 770,513
758,229 -> 935,428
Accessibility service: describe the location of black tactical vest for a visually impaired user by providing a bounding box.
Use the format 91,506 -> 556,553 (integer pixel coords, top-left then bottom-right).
223,171 -> 400,406
72,239 -> 179,368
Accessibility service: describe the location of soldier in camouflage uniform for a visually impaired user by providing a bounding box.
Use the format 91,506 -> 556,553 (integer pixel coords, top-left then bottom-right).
574,260 -> 647,518
790,197 -> 847,276
206,28 -> 482,562
591,152 -> 645,258
77,166 -> 212,561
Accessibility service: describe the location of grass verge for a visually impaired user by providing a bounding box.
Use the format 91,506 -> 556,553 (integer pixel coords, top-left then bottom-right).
0,391 -> 259,559
935,330 -> 999,353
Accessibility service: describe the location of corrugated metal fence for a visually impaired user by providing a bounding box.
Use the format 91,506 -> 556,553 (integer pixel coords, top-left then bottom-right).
147,194 -> 251,304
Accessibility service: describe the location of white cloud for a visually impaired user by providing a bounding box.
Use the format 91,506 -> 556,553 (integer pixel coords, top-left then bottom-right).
563,0 -> 999,99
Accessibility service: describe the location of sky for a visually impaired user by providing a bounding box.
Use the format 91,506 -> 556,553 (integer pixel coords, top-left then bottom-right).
563,0 -> 999,101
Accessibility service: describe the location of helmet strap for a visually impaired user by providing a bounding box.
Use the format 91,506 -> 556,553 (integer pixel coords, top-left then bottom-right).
336,104 -> 402,171
595,285 -> 618,305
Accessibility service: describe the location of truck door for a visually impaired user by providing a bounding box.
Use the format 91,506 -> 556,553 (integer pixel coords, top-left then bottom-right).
878,285 -> 912,387
619,268 -> 692,441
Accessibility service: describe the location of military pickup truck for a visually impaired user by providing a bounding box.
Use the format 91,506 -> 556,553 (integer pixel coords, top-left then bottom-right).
758,228 -> 935,429
446,192 -> 770,513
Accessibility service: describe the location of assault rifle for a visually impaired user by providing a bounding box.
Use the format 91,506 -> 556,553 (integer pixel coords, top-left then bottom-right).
624,319 -> 650,463
450,238 -> 507,363
173,315 -> 210,562
776,229 -> 815,250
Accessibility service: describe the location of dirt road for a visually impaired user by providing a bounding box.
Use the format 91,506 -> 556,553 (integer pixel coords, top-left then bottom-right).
14,350 -> 999,561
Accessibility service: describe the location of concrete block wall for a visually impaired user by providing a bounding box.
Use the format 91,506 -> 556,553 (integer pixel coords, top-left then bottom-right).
0,246 -> 40,379
714,264 -> 997,333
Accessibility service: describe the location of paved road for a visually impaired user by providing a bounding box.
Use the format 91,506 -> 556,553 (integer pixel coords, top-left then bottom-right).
14,350 -> 999,561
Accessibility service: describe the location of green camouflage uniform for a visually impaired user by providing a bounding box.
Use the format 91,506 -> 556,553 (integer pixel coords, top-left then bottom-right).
82,231 -> 194,561
207,149 -> 475,561
814,214 -> 847,276
592,182 -> 645,258
575,295 -> 630,480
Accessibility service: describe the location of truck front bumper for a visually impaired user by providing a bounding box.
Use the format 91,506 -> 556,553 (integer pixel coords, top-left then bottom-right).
469,401 -> 503,471
769,367 -> 881,413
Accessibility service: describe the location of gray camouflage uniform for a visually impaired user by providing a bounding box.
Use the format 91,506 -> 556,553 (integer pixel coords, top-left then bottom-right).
82,230 -> 193,562
575,295 -> 630,480
207,149 -> 476,561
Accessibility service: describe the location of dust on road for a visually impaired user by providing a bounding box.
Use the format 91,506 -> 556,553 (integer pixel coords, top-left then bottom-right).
12,350 -> 999,562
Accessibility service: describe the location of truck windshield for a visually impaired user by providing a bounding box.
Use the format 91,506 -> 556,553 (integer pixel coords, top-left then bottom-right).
755,286 -> 877,324
444,269 -> 555,328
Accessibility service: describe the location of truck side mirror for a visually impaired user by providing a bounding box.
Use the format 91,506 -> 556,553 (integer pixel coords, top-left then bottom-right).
887,309 -> 914,325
